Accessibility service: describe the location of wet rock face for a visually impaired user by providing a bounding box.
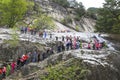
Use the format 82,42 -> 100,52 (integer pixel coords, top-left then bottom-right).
84,51 -> 120,80
22,50 -> 120,80
0,34 -> 119,80
104,34 -> 120,51
34,0 -> 95,32
6,48 -> 120,80
0,41 -> 45,61
8,51 -> 73,79
34,0 -> 67,21
86,65 -> 118,80
110,53 -> 120,79
0,40 -> 62,62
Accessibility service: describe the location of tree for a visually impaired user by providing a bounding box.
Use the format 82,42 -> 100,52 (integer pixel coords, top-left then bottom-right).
95,0 -> 120,33
32,14 -> 55,30
86,7 -> 98,19
51,0 -> 69,8
40,59 -> 89,80
74,2 -> 86,20
4,27 -> 19,47
68,0 -> 78,8
0,0 -> 28,28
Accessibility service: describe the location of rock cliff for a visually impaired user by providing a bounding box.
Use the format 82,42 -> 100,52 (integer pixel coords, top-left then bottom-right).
34,0 -> 96,32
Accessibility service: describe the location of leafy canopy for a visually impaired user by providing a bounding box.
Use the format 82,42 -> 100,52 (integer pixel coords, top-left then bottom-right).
50,0 -> 69,8
95,0 -> 120,33
32,14 -> 55,30
86,7 -> 98,19
40,59 -> 89,80
0,0 -> 28,28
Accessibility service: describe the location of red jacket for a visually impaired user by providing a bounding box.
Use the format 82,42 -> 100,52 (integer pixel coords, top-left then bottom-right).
0,69 -> 3,74
22,55 -> 28,61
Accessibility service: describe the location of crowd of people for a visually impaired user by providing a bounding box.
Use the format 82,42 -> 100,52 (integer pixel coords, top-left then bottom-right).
20,27 -> 38,35
55,35 -> 107,53
0,35 -> 107,79
0,48 -> 54,79
0,27 -> 107,79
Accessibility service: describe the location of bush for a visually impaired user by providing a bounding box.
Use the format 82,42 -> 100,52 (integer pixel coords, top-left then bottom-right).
40,59 -> 89,80
61,16 -> 72,25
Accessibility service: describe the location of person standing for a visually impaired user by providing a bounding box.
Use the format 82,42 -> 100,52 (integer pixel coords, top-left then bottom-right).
66,40 -> 70,51
24,27 -> 28,34
62,36 -> 64,41
80,40 -> 82,49
20,27 -> 24,34
57,42 -> 61,53
26,52 -> 32,64
69,38 -> 73,50
0,67 -> 3,80
16,57 -> 21,69
55,36 -> 58,41
11,61 -> 16,73
50,33 -> 52,39
95,41 -> 99,50
2,65 -> 6,79
32,51 -> 38,62
73,39 -> 77,49
43,31 -> 47,40
6,63 -> 11,76
61,43 -> 65,51
88,43 -> 91,49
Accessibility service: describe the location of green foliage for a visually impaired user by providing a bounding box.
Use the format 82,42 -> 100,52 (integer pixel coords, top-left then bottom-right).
66,16 -> 72,23
112,24 -> 120,33
74,2 -> 86,20
40,59 -> 89,80
16,21 -> 27,28
0,0 -> 10,3
95,0 -> 120,33
61,18 -> 66,24
75,25 -> 79,31
86,7 -> 98,19
33,2 -> 42,15
51,0 -> 85,21
0,0 -> 29,28
32,14 -> 55,30
51,0 -> 69,8
4,27 -> 19,47
74,15 -> 81,21
26,0 -> 34,13
61,16 -> 72,25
